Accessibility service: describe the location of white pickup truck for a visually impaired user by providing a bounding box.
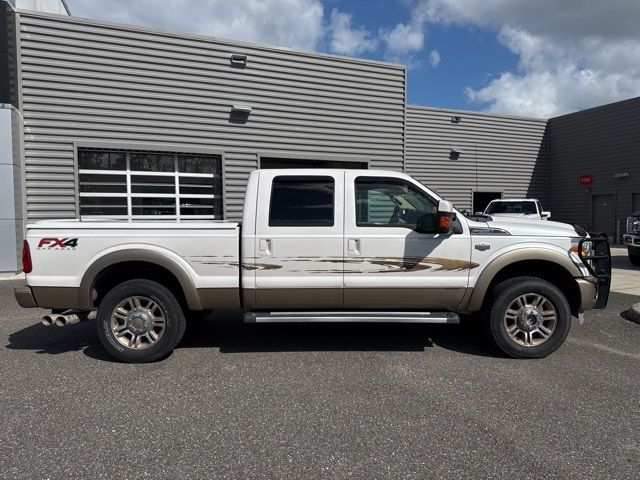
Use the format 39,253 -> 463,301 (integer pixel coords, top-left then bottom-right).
15,169 -> 611,362
483,198 -> 551,220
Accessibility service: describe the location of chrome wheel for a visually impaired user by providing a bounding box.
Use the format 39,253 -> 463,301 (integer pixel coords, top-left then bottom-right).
503,293 -> 557,347
110,296 -> 166,350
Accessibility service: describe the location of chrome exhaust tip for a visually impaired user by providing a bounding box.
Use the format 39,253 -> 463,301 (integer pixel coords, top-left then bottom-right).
54,314 -> 80,327
41,315 -> 55,326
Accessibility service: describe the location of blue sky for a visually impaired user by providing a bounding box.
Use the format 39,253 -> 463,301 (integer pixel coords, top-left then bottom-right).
406,25 -> 518,109
69,0 -> 640,117
328,0 -> 519,109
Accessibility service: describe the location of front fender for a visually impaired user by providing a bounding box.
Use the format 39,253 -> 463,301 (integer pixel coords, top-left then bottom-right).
464,245 -> 583,312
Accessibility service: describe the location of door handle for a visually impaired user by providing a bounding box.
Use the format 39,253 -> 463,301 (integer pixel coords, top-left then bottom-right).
348,238 -> 360,255
259,239 -> 272,256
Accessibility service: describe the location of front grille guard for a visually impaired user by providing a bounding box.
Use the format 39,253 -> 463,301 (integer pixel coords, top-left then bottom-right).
579,234 -> 611,309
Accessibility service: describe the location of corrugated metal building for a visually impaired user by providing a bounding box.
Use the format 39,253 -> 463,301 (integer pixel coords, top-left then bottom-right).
17,10 -> 406,223
406,105 -> 548,213
548,97 -> 640,238
1,1 -> 639,273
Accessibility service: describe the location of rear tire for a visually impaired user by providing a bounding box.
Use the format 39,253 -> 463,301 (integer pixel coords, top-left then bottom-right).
485,276 -> 571,359
96,279 -> 186,363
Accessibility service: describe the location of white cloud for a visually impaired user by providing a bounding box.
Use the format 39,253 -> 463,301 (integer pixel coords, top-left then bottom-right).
69,0 -> 437,68
428,49 -> 440,67
328,9 -> 378,56
379,22 -> 425,65
69,0 -> 325,50
411,0 -> 640,116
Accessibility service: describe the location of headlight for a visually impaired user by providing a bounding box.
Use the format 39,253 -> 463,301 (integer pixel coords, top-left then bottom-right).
570,238 -> 593,257
570,237 -> 593,268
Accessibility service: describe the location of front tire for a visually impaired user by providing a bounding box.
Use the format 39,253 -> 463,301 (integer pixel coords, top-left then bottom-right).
96,279 -> 186,363
485,276 -> 572,359
628,249 -> 640,266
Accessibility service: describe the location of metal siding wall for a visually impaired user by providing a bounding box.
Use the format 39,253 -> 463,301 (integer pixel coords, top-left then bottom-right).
548,97 -> 640,231
406,106 -> 548,212
18,12 -> 405,221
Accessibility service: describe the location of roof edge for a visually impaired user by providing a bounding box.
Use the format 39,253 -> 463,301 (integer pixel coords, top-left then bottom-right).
548,95 -> 640,121
407,104 -> 547,122
16,9 -> 406,70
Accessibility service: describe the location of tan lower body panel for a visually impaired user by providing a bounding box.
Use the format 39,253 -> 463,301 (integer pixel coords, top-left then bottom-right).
344,288 -> 467,310
575,278 -> 597,311
197,288 -> 241,309
32,287 -> 83,309
246,288 -> 466,310
253,288 -> 343,310
32,286 -> 241,311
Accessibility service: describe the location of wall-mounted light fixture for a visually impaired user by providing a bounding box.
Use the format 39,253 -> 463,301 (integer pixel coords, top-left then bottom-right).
451,115 -> 462,124
229,104 -> 252,125
230,54 -> 248,68
231,104 -> 252,114
449,147 -> 461,160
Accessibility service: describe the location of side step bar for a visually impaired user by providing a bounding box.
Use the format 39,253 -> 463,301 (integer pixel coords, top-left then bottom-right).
244,311 -> 460,324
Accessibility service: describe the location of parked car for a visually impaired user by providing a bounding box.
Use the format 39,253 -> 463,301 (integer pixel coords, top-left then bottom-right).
14,169 -> 610,362
484,199 -> 551,220
623,212 -> 640,266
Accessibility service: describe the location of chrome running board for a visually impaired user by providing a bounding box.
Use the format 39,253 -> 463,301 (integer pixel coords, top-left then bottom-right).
244,311 -> 460,324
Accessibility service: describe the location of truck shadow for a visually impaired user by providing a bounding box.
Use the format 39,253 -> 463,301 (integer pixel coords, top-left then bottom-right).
6,312 -> 503,362
5,319 -> 111,359
179,311 -> 502,357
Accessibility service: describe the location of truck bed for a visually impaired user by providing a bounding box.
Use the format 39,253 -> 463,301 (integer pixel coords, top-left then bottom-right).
24,219 -> 241,310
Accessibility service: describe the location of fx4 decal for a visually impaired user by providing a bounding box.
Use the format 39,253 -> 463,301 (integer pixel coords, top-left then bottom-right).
38,238 -> 79,250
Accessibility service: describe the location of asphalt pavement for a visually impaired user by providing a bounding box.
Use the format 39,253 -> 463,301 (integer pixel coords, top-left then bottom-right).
1,279 -> 639,480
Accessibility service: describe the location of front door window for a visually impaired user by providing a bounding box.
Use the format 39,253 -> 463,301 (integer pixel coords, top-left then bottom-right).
355,178 -> 438,229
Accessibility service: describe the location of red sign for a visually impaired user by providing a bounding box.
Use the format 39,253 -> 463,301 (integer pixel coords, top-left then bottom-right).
579,174 -> 593,185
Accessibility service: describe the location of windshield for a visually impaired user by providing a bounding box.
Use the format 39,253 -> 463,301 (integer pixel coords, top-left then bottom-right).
486,201 -> 537,215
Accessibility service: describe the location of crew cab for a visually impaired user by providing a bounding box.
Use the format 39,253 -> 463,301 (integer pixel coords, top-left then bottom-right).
14,169 -> 611,362
484,198 -> 551,220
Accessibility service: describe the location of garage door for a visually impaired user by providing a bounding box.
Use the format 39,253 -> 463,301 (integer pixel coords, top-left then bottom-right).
260,157 -> 368,169
77,148 -> 223,220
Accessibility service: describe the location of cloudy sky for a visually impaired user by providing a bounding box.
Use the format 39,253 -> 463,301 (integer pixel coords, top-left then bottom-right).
67,0 -> 640,118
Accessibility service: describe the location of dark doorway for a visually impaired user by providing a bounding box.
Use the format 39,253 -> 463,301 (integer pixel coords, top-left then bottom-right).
260,157 -> 368,169
592,194 -> 615,237
473,192 -> 502,214
632,193 -> 640,213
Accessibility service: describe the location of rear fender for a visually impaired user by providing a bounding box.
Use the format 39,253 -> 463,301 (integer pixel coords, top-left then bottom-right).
79,247 -> 201,310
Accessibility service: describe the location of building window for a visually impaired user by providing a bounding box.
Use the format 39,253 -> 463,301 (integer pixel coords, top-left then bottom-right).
78,149 -> 222,219
269,176 -> 335,227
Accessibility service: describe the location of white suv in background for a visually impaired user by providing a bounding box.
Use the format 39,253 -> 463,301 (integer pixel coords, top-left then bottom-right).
484,199 -> 551,220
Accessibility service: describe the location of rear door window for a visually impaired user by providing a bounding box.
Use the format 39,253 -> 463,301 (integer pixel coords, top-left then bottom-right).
269,176 -> 335,227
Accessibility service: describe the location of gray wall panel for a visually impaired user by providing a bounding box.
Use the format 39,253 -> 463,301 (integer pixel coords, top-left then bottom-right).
406,106 -> 548,213
18,11 -> 405,221
548,97 -> 640,235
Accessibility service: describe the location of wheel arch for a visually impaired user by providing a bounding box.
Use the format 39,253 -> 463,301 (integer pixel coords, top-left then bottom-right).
79,249 -> 202,310
465,248 -> 583,314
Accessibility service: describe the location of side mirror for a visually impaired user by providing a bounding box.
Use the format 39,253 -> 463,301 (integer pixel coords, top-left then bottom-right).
416,200 -> 454,234
541,211 -> 551,219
